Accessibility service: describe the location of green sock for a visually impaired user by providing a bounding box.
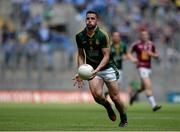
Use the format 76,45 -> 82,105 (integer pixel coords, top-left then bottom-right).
120,113 -> 127,121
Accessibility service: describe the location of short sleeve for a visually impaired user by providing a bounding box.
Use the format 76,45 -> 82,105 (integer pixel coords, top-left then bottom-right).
100,33 -> 110,48
75,34 -> 83,49
123,43 -> 127,54
130,44 -> 136,53
152,44 -> 156,52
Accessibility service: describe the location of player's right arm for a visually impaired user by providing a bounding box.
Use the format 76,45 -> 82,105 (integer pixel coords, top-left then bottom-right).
77,48 -> 85,67
147,43 -> 159,58
74,34 -> 85,88
76,34 -> 85,67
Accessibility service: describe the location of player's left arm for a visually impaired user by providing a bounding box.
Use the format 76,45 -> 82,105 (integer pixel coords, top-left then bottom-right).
92,32 -> 110,75
94,48 -> 110,74
147,44 -> 159,58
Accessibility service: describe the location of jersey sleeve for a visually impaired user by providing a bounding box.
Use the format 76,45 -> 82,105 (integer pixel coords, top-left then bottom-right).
123,43 -> 127,54
130,44 -> 136,53
152,43 -> 156,53
100,33 -> 110,48
75,34 -> 83,49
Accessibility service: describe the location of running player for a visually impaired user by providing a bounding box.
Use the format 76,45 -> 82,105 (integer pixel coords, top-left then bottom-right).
128,28 -> 161,111
104,31 -> 128,97
74,10 -> 128,127
110,31 -> 128,85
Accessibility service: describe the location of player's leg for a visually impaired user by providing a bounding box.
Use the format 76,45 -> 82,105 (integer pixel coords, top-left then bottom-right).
117,70 -> 123,86
141,76 -> 161,111
138,80 -> 146,93
105,81 -> 128,127
130,68 -> 161,110
104,70 -> 122,98
130,68 -> 150,105
130,79 -> 145,105
89,77 -> 116,121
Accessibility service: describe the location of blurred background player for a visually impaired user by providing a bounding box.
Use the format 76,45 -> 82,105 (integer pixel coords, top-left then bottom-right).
110,31 -> 128,85
128,28 -> 162,111
74,10 -> 128,127
105,31 -> 139,103
105,31 -> 128,97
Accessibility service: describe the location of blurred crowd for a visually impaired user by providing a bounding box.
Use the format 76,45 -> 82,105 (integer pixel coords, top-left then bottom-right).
0,0 -> 179,73
0,0 -> 75,72
66,0 -> 178,66
72,0 -> 180,65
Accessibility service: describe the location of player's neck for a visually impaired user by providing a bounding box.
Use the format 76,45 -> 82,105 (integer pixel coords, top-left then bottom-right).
86,26 -> 97,37
141,40 -> 149,43
114,42 -> 120,47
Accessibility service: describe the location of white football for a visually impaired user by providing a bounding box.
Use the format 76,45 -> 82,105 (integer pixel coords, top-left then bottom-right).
78,64 -> 94,80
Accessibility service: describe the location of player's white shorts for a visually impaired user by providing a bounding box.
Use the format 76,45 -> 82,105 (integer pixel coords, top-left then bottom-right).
95,67 -> 119,82
117,70 -> 122,84
138,67 -> 151,78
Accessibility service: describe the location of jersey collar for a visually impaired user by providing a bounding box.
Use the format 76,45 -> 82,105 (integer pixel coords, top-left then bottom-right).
84,26 -> 99,38
112,41 -> 122,47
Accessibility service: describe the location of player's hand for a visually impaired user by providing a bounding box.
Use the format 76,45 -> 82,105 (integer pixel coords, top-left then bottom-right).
147,51 -> 159,58
91,70 -> 97,77
146,51 -> 154,56
88,70 -> 97,80
132,58 -> 138,64
73,74 -> 84,89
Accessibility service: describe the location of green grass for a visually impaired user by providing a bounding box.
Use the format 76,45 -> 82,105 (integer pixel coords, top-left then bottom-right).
0,103 -> 179,131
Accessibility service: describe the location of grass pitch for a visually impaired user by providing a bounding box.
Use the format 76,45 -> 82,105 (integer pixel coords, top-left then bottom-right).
0,103 -> 179,131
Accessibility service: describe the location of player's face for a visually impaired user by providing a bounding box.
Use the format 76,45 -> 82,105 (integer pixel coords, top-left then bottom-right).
86,13 -> 97,30
140,31 -> 149,42
112,32 -> 121,43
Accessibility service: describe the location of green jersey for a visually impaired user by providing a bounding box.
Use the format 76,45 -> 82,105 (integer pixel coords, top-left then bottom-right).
111,42 -> 127,70
76,27 -> 116,70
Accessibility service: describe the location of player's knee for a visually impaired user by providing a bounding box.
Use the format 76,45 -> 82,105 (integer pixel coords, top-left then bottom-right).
144,83 -> 151,90
142,78 -> 151,88
94,96 -> 105,105
145,89 -> 152,96
92,90 -> 102,97
140,81 -> 146,91
109,93 -> 119,102
140,86 -> 145,91
92,91 -> 103,103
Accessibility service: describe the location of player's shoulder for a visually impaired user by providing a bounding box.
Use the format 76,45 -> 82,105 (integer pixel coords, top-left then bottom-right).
121,41 -> 126,47
147,40 -> 155,45
76,28 -> 85,38
98,28 -> 109,39
131,40 -> 141,47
